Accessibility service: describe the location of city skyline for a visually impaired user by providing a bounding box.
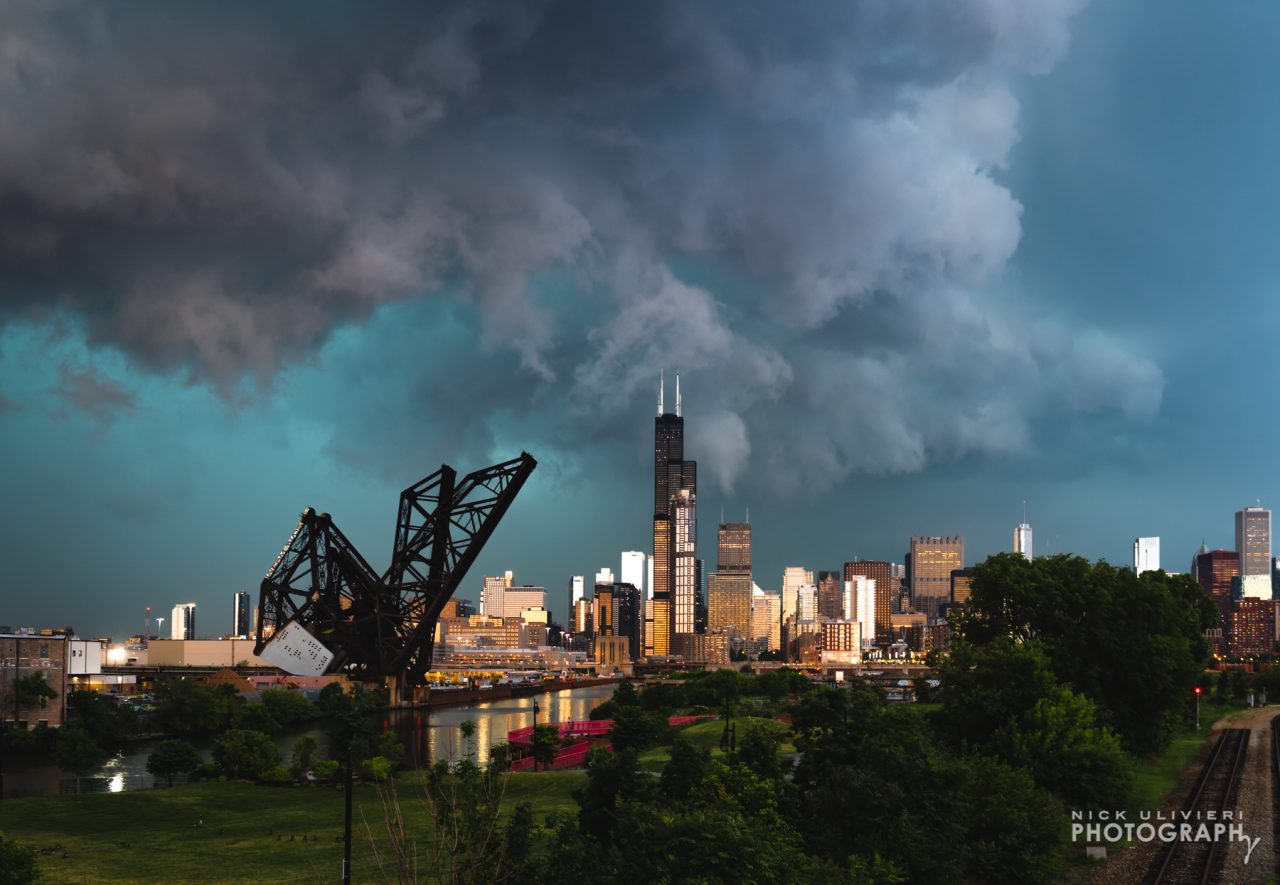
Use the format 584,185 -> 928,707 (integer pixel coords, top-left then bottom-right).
7,3 -> 1280,639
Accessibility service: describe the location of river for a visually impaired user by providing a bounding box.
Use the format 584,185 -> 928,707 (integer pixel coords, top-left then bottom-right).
2,683 -> 616,798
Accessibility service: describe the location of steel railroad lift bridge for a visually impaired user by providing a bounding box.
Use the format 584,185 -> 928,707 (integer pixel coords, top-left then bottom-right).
253,452 -> 536,702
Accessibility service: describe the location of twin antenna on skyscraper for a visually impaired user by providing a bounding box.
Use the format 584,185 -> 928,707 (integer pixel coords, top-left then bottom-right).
658,369 -> 681,417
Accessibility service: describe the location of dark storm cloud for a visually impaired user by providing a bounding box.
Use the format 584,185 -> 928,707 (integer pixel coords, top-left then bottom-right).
53,362 -> 136,423
0,0 -> 1159,495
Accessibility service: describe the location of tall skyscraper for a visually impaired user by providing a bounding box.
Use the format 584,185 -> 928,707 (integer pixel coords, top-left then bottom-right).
673,490 -> 699,635
707,572 -> 752,635
620,552 -> 647,597
481,571 -> 513,617
569,576 -> 585,625
717,522 -> 751,574
781,567 -> 813,623
843,561 -> 897,644
909,536 -> 964,619
816,570 -> 842,620
1236,506 -> 1272,577
1014,523 -> 1033,560
171,603 -> 196,640
652,372 -> 696,656
232,591 -> 251,639
1133,538 -> 1160,575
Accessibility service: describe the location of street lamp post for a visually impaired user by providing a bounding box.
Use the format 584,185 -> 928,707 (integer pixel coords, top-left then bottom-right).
532,701 -> 540,772
1194,685 -> 1201,730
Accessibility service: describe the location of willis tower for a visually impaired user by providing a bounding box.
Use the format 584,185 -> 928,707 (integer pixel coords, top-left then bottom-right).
652,372 -> 697,656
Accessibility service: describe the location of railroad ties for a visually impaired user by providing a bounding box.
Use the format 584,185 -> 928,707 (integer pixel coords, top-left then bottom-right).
1146,728 -> 1250,885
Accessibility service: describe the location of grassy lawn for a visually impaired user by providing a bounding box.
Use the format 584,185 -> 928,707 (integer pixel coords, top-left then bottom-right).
637,716 -> 795,772
0,771 -> 585,884
1126,701 -> 1249,815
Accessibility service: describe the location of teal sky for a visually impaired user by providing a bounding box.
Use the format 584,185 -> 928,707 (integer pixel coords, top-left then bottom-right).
1,1 -> 1273,637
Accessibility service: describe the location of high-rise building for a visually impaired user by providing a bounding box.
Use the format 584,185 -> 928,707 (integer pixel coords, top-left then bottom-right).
233,591 -> 251,639
595,567 -> 615,586
171,603 -> 196,640
950,568 -> 974,607
717,522 -> 751,574
674,490 -> 699,635
845,577 -> 876,651
816,570 -> 842,620
652,372 -> 696,657
481,571 -> 514,617
781,567 -> 812,624
620,552 -> 647,598
1236,506 -> 1272,577
1195,549 -> 1240,602
569,576 -> 585,625
493,586 -> 547,620
751,587 -> 781,652
843,561 -> 897,643
909,536 -> 964,619
1015,523 -> 1033,561
707,573 -> 752,636
796,584 -> 818,622
1133,538 -> 1160,575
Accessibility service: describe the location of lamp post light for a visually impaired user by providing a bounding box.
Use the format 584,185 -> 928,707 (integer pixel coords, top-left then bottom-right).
1194,685 -> 1201,730
532,701 -> 541,771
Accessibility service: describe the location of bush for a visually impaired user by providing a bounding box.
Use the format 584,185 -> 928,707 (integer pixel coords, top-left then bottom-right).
0,830 -> 39,885
362,755 -> 394,781
212,729 -> 278,780
261,765 -> 294,786
146,739 -> 202,787
312,759 -> 340,781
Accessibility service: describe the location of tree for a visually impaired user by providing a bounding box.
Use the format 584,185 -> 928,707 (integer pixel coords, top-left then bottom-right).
13,672 -> 57,712
531,724 -> 560,770
290,735 -> 317,781
607,705 -> 663,752
660,734 -> 709,801
317,681 -> 350,717
67,691 -> 138,745
53,725 -> 106,794
937,639 -> 1131,810
459,719 -> 477,760
147,739 -> 202,787
957,553 -> 1215,754
212,729 -> 278,780
260,688 -> 314,726
0,830 -> 39,885
737,721 -> 785,782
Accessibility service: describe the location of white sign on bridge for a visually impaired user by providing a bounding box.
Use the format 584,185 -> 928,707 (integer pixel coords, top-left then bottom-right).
259,622 -> 335,676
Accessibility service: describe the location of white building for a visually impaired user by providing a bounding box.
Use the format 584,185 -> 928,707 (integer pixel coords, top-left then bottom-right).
1133,537 -> 1160,575
495,586 -> 547,620
844,577 -> 876,651
594,567 -> 615,586
482,571 -> 514,617
796,584 -> 818,622
170,603 -> 196,640
621,552 -> 647,598
781,567 -> 812,623
1015,523 -> 1033,561
751,585 -> 781,652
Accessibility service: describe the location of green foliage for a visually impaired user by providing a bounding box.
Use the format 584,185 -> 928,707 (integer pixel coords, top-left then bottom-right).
211,729 -> 278,780
260,688 -> 314,726
13,672 -> 57,711
317,681 -> 349,716
957,553 -> 1215,755
311,758 -> 339,781
146,739 -> 202,787
362,755 -> 394,781
937,639 -> 1131,809
234,701 -> 279,734
736,721 -> 785,781
607,705 -> 664,752
53,726 -> 106,785
152,679 -> 242,735
289,735 -> 317,780
66,691 -> 138,745
660,733 -> 710,801
789,684 -> 1064,882
0,830 -> 39,885
260,765 -> 294,786
487,742 -> 512,773
530,724 -> 560,769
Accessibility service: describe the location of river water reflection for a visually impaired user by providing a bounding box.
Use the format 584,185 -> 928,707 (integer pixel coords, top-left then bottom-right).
4,683 -> 616,798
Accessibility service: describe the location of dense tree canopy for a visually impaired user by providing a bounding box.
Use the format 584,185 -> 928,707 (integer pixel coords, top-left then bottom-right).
954,553 -> 1215,754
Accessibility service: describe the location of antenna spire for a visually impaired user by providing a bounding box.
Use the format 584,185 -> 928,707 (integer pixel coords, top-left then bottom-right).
1022,499 -> 1027,524
658,369 -> 664,417
675,372 -> 682,417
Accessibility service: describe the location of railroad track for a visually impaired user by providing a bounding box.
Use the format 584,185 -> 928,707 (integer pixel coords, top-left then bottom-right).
1273,715 -> 1280,880
1146,727 -> 1249,885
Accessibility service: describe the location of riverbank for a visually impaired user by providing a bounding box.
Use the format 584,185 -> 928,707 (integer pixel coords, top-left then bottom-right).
421,676 -> 621,709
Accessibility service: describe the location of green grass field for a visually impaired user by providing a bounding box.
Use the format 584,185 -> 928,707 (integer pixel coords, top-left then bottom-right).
0,772 -> 586,884
1126,700 -> 1250,815
636,716 -> 795,771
